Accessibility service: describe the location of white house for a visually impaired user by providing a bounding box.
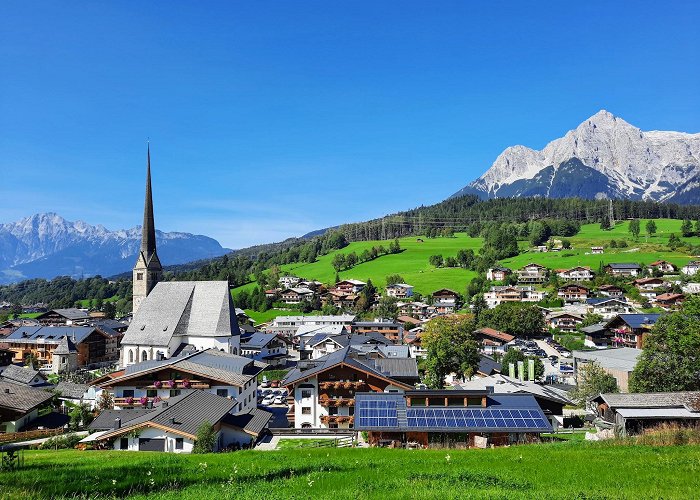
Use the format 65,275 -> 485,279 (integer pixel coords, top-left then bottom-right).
385,283 -> 414,299
682,261 -> 700,276
586,298 -> 635,319
266,314 -> 356,337
557,266 -> 594,282
240,332 -> 290,367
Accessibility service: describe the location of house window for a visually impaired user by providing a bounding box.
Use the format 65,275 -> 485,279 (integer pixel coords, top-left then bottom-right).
217,389 -> 228,397
175,438 -> 184,450
170,389 -> 181,397
301,407 -> 311,415
328,422 -> 338,429
467,397 -> 483,407
329,406 -> 338,415
122,390 -> 134,398
301,390 -> 312,399
119,437 -> 128,450
147,389 -> 157,398
136,272 -> 143,280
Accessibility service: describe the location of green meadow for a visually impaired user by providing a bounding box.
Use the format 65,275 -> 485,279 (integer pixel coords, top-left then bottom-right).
2,443 -> 699,499
231,219 -> 698,305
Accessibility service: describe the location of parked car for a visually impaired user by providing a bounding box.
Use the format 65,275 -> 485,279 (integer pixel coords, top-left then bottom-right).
260,380 -> 271,388
261,395 -> 275,406
273,396 -> 285,405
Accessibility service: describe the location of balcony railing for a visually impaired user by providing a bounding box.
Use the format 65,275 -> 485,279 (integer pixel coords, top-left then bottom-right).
319,380 -> 366,390
320,415 -> 355,424
319,396 -> 355,407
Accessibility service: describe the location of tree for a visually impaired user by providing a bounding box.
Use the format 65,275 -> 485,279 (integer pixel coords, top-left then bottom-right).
629,219 -> 640,239
500,349 -> 544,380
422,316 -> 480,388
477,303 -> 545,339
600,215 -> 611,231
389,239 -> 401,254
646,219 -> 657,238
570,361 -> 618,408
97,390 -> 114,410
331,253 -> 346,272
629,299 -> 700,392
429,255 -> 444,267
103,301 -> 116,319
193,421 -> 216,453
345,252 -> 358,269
68,403 -> 94,430
668,233 -> 682,250
681,219 -> 694,237
445,256 -> 457,268
579,313 -> 604,328
471,294 -> 487,322
385,274 -> 406,287
376,296 -> 398,320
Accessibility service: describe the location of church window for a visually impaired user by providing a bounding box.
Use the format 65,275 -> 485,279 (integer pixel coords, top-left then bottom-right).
128,350 -> 134,363
142,351 -> 148,362
136,273 -> 144,281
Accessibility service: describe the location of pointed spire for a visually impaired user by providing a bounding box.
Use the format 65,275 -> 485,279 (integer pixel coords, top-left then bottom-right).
141,142 -> 157,260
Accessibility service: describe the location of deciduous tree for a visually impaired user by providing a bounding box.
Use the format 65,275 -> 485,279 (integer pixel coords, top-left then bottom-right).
422,317 -> 480,388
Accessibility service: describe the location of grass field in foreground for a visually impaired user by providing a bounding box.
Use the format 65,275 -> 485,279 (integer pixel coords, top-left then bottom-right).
2,443 -> 700,499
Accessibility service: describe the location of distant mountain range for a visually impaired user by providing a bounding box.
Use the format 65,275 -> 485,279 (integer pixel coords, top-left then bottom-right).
452,110 -> 700,203
0,213 -> 231,284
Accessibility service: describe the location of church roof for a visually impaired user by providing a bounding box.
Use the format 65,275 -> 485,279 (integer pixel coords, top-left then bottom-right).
54,335 -> 78,354
138,143 -> 159,267
121,281 -> 241,347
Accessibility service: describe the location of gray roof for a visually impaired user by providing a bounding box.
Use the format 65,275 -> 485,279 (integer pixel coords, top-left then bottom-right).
242,332 -> 278,350
96,391 -> 237,439
283,346 -> 417,387
580,323 -> 608,334
0,381 -> 53,412
0,364 -> 44,385
372,358 -> 419,378
104,348 -> 266,388
478,355 -> 502,375
54,335 -> 77,355
122,281 -> 240,347
49,308 -> 92,320
606,263 -> 642,269
573,348 -> 642,371
89,408 -> 152,430
459,375 -> 573,406
6,326 -> 98,344
222,407 -> 273,436
598,391 -> 700,409
55,381 -> 89,399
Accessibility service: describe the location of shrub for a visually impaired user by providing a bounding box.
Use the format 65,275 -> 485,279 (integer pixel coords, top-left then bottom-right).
193,421 -> 216,453
38,434 -> 83,450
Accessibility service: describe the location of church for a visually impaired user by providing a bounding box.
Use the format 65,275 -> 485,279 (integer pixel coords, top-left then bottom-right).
120,147 -> 241,368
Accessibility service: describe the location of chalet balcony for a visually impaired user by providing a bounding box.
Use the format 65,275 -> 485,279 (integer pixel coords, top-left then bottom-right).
320,415 -> 355,425
319,380 -> 366,390
114,397 -> 151,407
141,379 -> 210,390
319,396 -> 355,407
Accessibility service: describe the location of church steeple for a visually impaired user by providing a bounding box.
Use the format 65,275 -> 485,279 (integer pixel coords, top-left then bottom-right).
140,143 -> 157,261
132,143 -> 163,314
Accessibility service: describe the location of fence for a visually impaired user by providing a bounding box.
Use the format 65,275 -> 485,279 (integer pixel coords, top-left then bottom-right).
0,428 -> 63,445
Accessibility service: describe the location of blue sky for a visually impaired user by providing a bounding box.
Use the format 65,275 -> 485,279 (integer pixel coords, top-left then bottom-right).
1,1 -> 698,249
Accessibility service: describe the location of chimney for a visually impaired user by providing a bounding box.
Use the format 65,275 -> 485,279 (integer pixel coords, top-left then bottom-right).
114,418 -> 121,429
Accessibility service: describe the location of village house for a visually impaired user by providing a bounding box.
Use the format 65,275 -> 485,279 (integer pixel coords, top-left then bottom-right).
591,391 -> 700,435
573,347 -> 642,392
86,390 -> 272,452
0,381 -> 55,433
556,266 -> 595,282
283,346 -> 419,430
604,263 -> 642,277
354,390 -> 552,448
396,301 -> 430,319
598,284 -> 625,297
324,290 -> 361,310
431,289 -> 460,314
293,324 -> 348,342
396,315 -> 422,330
581,323 -> 611,349
278,275 -> 302,288
473,327 -> 514,354
517,263 -> 548,284
279,287 -> 315,304
0,364 -> 48,387
681,261 -> 700,276
483,286 -> 545,308
4,326 -> 115,370
655,293 -> 685,310
240,332 -> 291,367
633,277 -> 665,291
648,260 -> 677,273
301,333 -> 400,361
605,313 -> 662,350
486,267 -> 512,282
586,298 -> 635,319
98,348 -> 265,414
591,246 -> 604,255
405,330 -> 426,359
385,283 -> 414,299
546,312 -> 584,333
334,279 -> 367,294
557,284 -> 590,303
35,308 -> 92,326
351,320 -> 404,343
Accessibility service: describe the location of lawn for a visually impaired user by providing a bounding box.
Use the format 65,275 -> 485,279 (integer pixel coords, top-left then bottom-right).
2,443 -> 700,499
275,438 -> 338,450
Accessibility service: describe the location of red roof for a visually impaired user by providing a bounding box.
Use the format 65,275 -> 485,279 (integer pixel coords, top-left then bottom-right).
474,327 -> 514,343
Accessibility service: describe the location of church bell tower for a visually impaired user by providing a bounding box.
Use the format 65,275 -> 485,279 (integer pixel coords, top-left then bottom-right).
132,144 -> 162,313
